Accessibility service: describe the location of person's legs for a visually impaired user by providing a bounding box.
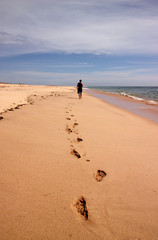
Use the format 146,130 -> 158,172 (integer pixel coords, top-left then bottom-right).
78,91 -> 82,99
79,92 -> 82,99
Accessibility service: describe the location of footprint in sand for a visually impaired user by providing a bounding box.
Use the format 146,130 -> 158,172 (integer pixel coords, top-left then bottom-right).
71,149 -> 81,158
75,196 -> 88,220
95,170 -> 106,182
66,117 -> 71,120
73,123 -> 78,128
77,137 -> 83,142
0,116 -> 3,120
8,108 -> 14,111
18,104 -> 24,107
66,127 -> 73,133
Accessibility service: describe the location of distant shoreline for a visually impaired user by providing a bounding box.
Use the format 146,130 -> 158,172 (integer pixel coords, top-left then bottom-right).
86,88 -> 158,124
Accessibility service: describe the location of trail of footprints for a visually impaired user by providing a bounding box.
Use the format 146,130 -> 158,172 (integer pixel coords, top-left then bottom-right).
0,92 -> 64,121
1,100 -> 107,221
65,103 -> 107,221
0,104 -> 26,121
0,94 -> 40,120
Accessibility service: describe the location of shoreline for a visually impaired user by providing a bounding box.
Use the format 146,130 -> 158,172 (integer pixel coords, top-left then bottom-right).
86,88 -> 158,124
1,84 -> 158,240
86,87 -> 158,105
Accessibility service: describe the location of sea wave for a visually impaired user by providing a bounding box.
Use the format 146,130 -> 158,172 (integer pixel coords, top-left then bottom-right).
120,92 -> 158,105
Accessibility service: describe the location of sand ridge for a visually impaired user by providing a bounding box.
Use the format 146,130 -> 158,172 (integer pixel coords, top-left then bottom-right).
0,83 -> 74,115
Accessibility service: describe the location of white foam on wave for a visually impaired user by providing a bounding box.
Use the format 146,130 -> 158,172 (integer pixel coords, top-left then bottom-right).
120,92 -> 127,96
120,92 -> 158,106
128,95 -> 144,101
120,92 -> 143,101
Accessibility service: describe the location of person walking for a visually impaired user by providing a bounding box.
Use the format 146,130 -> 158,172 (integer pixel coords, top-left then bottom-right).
77,80 -> 83,99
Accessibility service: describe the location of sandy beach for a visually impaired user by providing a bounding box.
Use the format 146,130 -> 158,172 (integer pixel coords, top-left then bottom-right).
1,84 -> 158,240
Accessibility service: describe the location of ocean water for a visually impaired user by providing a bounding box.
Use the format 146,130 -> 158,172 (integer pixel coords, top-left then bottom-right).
88,86 -> 158,104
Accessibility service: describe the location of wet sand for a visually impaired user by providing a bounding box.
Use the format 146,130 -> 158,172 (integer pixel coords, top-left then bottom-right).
86,89 -> 158,124
0,84 -> 158,240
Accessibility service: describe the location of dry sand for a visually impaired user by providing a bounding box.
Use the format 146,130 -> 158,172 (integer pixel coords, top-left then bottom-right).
0,84 -> 158,240
0,83 -> 74,114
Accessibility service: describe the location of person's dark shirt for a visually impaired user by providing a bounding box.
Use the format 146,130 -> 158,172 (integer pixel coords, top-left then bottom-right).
77,82 -> 83,91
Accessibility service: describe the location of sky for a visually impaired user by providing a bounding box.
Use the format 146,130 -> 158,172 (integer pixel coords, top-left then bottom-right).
0,0 -> 158,86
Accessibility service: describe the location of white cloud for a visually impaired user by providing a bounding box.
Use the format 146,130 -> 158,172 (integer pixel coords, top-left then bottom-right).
0,0 -> 158,56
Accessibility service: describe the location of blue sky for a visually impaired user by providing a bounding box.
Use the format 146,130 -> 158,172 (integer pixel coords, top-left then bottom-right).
0,0 -> 158,86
